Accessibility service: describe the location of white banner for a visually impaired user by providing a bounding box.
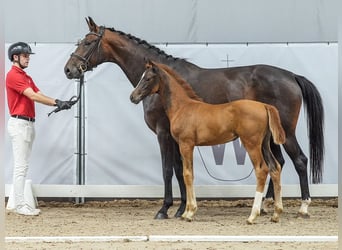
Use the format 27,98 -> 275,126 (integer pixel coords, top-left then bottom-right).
5,43 -> 337,189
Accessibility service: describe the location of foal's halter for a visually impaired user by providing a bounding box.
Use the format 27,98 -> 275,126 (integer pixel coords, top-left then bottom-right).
71,26 -> 105,73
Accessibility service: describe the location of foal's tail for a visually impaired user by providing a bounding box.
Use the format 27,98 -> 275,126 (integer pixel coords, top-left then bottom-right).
265,105 -> 286,145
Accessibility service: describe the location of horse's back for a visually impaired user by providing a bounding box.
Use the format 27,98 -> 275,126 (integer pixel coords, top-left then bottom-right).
189,64 -> 302,104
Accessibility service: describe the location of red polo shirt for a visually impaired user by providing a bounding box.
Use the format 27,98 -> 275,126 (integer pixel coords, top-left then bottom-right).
6,65 -> 40,118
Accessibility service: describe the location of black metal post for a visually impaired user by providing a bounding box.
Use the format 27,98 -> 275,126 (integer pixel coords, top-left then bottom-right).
76,75 -> 85,204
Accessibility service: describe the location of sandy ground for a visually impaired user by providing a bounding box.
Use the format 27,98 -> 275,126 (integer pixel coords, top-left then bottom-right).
5,198 -> 338,250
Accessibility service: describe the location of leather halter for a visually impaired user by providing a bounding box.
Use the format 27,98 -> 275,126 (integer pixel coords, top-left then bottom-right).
70,26 -> 105,72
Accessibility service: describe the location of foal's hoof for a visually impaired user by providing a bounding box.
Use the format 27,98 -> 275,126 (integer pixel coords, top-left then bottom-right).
260,208 -> 268,216
296,212 -> 310,219
246,218 -> 255,225
271,216 -> 280,223
181,217 -> 193,222
154,212 -> 169,220
181,213 -> 194,222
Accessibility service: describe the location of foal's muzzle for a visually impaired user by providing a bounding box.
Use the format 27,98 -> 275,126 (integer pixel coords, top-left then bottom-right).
130,93 -> 142,104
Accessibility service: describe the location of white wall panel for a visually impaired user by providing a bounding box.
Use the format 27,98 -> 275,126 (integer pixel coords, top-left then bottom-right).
5,43 -> 337,191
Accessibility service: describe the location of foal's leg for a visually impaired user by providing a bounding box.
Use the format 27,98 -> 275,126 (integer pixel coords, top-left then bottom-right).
262,140 -> 284,223
262,143 -> 285,215
268,162 -> 283,223
179,143 -> 197,221
245,147 -> 268,224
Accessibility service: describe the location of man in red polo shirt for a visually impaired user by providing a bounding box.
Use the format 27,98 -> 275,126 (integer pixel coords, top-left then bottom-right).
6,42 -> 73,216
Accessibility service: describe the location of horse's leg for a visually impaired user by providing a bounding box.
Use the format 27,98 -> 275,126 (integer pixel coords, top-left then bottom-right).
173,143 -> 186,218
262,142 -> 285,215
245,147 -> 268,224
179,143 -> 197,221
282,135 -> 311,218
154,129 -> 176,219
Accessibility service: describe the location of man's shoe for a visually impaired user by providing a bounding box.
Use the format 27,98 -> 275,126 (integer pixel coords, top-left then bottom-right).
15,204 -> 40,216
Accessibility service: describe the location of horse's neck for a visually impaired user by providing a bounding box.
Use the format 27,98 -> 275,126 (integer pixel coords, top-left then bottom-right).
106,33 -> 197,87
159,72 -> 194,118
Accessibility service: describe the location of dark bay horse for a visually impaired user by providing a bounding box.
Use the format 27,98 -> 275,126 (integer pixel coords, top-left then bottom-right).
64,17 -> 324,219
130,61 -> 286,223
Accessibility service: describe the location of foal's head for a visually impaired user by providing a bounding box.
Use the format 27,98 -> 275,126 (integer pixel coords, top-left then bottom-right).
130,60 -> 202,104
130,61 -> 161,104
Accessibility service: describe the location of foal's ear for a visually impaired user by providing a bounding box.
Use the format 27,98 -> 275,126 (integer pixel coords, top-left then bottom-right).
145,59 -> 154,69
86,16 -> 98,32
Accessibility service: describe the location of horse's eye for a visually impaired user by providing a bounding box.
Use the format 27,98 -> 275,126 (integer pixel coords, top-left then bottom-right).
84,40 -> 92,46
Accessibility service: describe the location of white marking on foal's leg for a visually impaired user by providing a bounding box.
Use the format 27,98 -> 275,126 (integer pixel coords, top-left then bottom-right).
247,191 -> 263,224
298,198 -> 311,218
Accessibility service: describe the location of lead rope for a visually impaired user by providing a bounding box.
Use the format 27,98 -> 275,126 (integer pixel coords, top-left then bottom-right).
48,75 -> 84,117
196,146 -> 254,182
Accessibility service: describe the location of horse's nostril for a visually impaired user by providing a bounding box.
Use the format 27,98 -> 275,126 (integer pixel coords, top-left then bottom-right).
64,67 -> 76,79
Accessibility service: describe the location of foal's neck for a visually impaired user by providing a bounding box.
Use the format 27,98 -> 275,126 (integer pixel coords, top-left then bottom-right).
159,70 -> 197,118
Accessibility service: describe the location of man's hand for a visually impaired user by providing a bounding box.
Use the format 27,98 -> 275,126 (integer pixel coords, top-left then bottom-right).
48,98 -> 78,117
55,99 -> 73,110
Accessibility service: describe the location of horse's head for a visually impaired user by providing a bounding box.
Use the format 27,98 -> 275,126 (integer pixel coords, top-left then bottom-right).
130,60 -> 161,104
64,17 -> 106,79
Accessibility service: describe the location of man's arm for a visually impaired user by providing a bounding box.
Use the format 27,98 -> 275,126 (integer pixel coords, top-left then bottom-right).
23,87 -> 56,106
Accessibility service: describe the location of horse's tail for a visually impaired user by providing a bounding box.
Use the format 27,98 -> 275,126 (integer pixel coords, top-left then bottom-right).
295,75 -> 324,184
265,105 -> 286,145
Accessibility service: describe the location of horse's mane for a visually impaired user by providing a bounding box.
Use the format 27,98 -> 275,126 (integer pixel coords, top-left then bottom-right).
157,63 -> 203,102
107,27 -> 181,61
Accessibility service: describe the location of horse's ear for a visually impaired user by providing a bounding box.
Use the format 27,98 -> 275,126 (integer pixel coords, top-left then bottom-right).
86,16 -> 97,32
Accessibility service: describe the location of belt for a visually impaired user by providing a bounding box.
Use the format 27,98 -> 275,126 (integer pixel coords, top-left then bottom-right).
11,115 -> 35,122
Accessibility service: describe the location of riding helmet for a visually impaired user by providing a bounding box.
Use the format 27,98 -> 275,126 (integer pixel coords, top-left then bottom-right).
8,42 -> 35,61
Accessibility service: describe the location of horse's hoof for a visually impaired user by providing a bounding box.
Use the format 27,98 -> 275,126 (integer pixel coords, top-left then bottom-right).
297,212 -> 310,219
174,210 -> 183,218
154,212 -> 169,220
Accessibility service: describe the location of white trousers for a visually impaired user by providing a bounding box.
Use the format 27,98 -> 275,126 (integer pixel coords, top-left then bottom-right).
7,117 -> 35,207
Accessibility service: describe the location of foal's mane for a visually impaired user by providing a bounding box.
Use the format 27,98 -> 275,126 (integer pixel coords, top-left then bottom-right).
157,63 -> 203,102
106,27 -> 181,61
